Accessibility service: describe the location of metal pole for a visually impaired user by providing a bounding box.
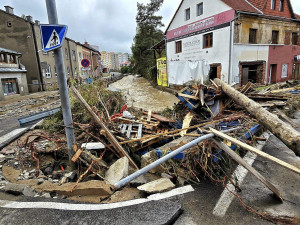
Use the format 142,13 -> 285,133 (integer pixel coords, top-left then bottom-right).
45,0 -> 75,161
114,128 -> 239,189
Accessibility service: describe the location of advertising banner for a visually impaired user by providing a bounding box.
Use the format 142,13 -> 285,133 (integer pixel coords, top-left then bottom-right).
157,57 -> 167,86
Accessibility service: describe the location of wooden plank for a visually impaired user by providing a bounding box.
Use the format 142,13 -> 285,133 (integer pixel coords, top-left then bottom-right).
142,111 -> 175,123
210,128 -> 300,176
71,149 -> 83,162
71,87 -> 139,169
180,112 -> 194,136
178,93 -> 200,100
270,87 -> 296,93
275,108 -> 298,128
212,138 -> 283,202
147,110 -> 152,122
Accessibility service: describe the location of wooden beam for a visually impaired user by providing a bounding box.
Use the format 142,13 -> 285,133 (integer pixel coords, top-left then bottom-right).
210,128 -> 300,176
71,86 -> 139,169
212,138 -> 283,202
214,78 -> 300,156
177,93 -> 200,100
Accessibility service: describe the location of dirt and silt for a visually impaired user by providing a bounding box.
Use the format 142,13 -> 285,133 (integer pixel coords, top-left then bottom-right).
1,75 -> 300,224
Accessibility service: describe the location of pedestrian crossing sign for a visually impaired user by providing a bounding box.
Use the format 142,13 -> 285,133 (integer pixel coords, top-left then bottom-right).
40,24 -> 68,52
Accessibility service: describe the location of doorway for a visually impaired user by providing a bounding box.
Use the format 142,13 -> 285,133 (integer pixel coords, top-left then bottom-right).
209,63 -> 221,80
293,63 -> 299,80
269,64 -> 277,84
239,61 -> 265,86
2,78 -> 18,96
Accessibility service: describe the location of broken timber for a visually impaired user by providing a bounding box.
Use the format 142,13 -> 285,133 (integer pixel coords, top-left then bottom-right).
210,128 -> 300,176
71,86 -> 139,169
214,78 -> 300,156
212,138 -> 283,202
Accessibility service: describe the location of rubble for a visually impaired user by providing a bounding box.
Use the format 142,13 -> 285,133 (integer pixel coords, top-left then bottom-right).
105,157 -> 129,185
1,76 -> 300,224
137,178 -> 175,194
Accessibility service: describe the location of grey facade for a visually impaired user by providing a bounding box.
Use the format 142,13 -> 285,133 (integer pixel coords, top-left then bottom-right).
0,6 -> 43,93
0,47 -> 29,100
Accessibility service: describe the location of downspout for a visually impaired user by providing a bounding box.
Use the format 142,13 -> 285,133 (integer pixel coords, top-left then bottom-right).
31,23 -> 44,91
228,13 -> 240,84
67,39 -> 74,78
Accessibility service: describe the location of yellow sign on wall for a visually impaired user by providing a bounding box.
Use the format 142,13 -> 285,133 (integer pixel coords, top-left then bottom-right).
157,57 -> 167,87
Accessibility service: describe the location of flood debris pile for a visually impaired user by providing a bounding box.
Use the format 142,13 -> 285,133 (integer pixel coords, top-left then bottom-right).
1,77 -> 300,220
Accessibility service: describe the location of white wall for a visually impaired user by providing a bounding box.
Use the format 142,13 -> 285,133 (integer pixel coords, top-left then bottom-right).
166,0 -> 235,85
168,0 -> 232,31
232,44 -> 269,83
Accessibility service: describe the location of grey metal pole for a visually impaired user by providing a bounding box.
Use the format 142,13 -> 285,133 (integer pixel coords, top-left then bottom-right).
45,0 -> 75,161
114,128 -> 239,189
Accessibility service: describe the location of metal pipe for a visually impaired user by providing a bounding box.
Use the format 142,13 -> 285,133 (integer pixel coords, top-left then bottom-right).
45,0 -> 75,161
114,128 -> 238,189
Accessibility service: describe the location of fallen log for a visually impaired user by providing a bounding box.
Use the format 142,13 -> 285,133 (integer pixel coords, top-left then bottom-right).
212,138 -> 283,202
71,86 -> 139,169
214,78 -> 300,156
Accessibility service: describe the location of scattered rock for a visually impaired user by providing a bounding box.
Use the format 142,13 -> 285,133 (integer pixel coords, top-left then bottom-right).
141,150 -> 165,174
105,157 -> 129,185
64,171 -> 76,181
37,178 -> 44,185
130,173 -> 160,187
108,187 -> 145,203
42,193 -> 51,198
81,142 -> 105,150
59,176 -> 67,185
3,183 -> 26,195
176,176 -> 186,187
137,178 -> 175,194
22,186 -> 36,197
0,149 -> 15,155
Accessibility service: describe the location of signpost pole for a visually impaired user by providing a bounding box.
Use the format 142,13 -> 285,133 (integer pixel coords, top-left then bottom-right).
45,0 -> 75,161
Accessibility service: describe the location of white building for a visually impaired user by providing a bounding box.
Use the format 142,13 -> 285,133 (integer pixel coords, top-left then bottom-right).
165,0 -> 235,85
165,0 -> 300,86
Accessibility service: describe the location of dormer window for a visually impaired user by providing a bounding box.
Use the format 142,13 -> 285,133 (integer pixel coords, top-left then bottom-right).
279,0 -> 284,11
271,0 -> 276,10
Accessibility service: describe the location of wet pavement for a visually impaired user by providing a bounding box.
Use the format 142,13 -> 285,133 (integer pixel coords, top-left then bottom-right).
109,75 -> 179,112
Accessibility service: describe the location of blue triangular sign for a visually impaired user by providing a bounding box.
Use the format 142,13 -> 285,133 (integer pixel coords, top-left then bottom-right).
40,24 -> 68,52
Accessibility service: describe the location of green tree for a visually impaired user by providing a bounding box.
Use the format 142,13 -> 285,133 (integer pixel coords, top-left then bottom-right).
121,66 -> 129,74
131,0 -> 164,82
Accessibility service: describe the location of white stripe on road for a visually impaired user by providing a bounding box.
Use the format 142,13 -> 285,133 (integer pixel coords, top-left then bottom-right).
0,185 -> 194,211
0,128 -> 27,145
212,132 -> 270,217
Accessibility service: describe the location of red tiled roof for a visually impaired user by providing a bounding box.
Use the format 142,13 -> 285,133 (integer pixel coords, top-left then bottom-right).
295,13 -> 300,20
221,0 -> 261,13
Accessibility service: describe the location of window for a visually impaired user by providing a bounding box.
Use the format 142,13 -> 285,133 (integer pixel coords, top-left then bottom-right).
249,29 -> 257,44
279,0 -> 284,11
45,65 -> 51,78
79,52 -> 82,61
185,8 -> 190,21
281,64 -> 288,78
67,66 -> 70,76
197,3 -> 203,16
175,41 -> 182,53
271,0 -> 276,10
72,50 -> 76,61
203,33 -> 213,48
54,66 -> 57,77
292,33 -> 298,45
272,30 -> 279,44
65,48 -> 68,59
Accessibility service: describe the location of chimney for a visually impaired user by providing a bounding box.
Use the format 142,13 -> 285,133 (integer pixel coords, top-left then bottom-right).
26,15 -> 33,23
35,20 -> 40,25
84,41 -> 89,46
4,6 -> 14,14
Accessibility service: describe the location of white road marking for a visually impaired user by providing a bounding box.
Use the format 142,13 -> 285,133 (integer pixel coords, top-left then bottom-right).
0,128 -> 27,145
212,132 -> 270,217
0,185 -> 194,211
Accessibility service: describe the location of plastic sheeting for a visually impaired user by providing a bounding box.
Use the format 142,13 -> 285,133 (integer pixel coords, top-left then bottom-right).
167,60 -> 210,85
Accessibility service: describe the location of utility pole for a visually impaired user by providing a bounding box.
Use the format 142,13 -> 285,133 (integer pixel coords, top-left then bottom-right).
45,0 -> 75,161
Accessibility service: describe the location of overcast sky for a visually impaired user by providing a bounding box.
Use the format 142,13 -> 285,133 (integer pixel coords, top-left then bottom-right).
2,0 -> 300,53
